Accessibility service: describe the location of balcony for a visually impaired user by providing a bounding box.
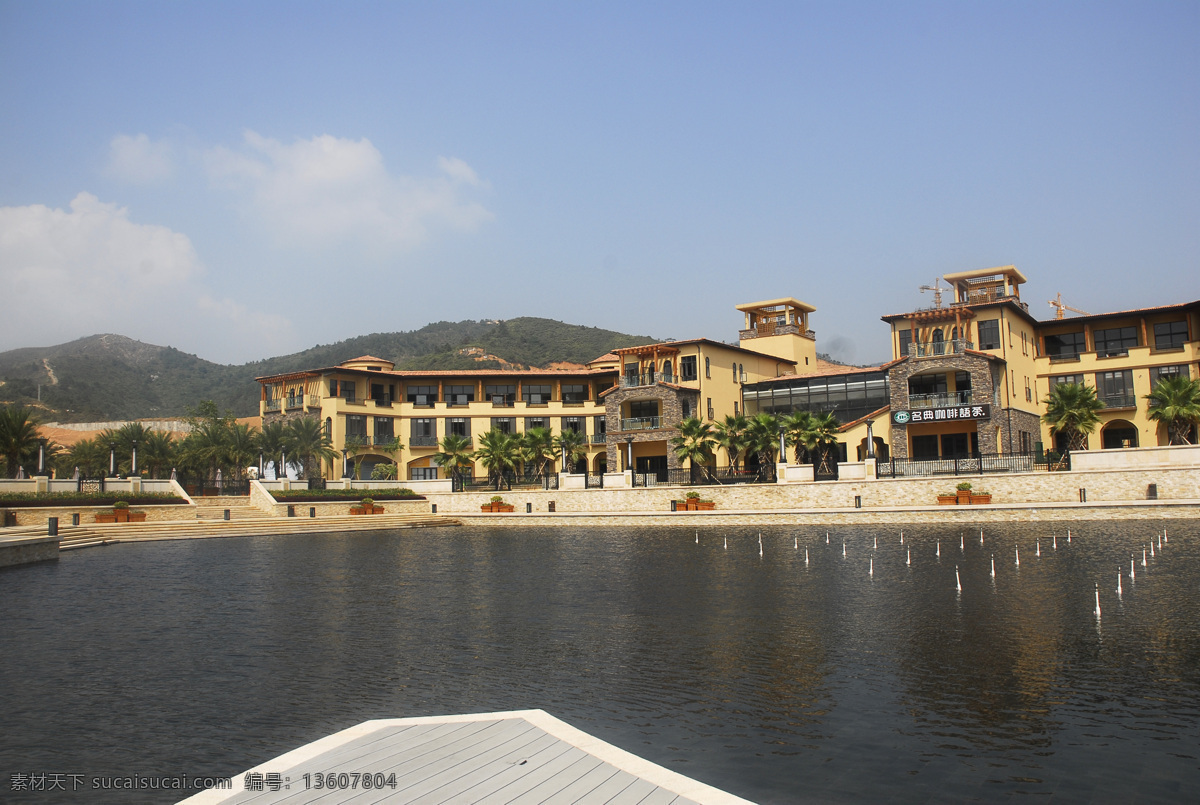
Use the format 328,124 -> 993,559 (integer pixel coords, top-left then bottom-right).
410,436 -> 438,447
1048,353 -> 1082,363
344,435 -> 399,449
372,395 -> 393,408
619,416 -> 662,431
908,339 -> 974,358
263,400 -> 281,413
590,433 -> 608,444
1100,394 -> 1137,409
620,374 -> 658,388
909,390 -> 973,409
308,395 -> 321,408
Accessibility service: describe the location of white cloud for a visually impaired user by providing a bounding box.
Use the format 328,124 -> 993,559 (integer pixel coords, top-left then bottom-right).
0,192 -> 293,359
104,134 -> 175,184
205,132 -> 493,251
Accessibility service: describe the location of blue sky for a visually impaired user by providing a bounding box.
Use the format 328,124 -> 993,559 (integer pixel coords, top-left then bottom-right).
2,1 -> 1196,365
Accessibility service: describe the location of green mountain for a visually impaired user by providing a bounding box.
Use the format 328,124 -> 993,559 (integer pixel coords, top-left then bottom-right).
0,319 -> 656,422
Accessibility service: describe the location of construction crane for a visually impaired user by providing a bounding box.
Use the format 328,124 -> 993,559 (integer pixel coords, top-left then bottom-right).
1048,293 -> 1090,319
920,278 -> 946,308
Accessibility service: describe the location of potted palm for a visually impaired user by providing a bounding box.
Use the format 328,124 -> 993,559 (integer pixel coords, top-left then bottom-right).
955,482 -> 973,505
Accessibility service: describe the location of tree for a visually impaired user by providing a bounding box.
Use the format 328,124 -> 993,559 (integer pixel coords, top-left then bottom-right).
554,429 -> 588,473
1042,382 -> 1104,452
225,423 -> 259,480
744,413 -> 780,479
1146,375 -> 1200,445
63,437 -> 107,478
434,433 -> 474,485
781,410 -> 815,464
370,462 -> 398,480
713,414 -> 749,473
283,417 -> 338,479
670,417 -> 716,483
520,427 -> 557,479
258,420 -> 288,479
0,406 -> 42,478
473,428 -> 521,490
140,430 -> 177,479
804,412 -> 842,476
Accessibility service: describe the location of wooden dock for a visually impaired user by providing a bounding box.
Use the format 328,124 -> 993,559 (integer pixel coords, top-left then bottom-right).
178,710 -> 753,804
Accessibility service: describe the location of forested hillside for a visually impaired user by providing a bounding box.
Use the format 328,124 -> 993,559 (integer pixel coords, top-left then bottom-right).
0,319 -> 656,421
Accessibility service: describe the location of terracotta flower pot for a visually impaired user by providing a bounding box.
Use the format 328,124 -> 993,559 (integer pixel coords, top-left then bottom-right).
937,495 -> 957,506
970,494 -> 991,505
956,491 -> 972,505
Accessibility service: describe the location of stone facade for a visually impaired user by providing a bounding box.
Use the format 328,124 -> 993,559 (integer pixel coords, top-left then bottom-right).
0,536 -> 59,567
4,503 -> 197,528
603,384 -> 700,471
887,353 -> 1000,458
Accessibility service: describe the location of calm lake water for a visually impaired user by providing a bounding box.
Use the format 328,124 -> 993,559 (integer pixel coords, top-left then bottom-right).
2,520 -> 1198,804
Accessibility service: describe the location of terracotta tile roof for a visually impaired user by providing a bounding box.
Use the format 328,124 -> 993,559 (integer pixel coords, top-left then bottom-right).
838,405 -> 891,432
1036,299 -> 1200,326
588,352 -> 620,364
343,355 -> 393,364
767,360 -> 884,381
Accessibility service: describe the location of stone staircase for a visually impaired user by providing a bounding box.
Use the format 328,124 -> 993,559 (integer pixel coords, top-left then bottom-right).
190,495 -> 274,522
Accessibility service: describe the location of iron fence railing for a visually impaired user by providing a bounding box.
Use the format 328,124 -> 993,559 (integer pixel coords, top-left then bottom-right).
584,471 -> 605,488
1100,394 -> 1137,409
410,436 -> 438,447
619,416 -> 662,431
909,390 -> 973,409
876,452 -> 1052,478
908,339 -> 974,357
452,471 -> 559,491
176,477 -> 252,496
590,433 -> 607,444
631,467 -> 771,487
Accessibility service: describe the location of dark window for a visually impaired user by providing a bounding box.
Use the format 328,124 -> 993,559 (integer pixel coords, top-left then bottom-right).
524,417 -> 550,432
629,401 -> 658,419
682,398 -> 692,418
954,371 -> 972,390
898,328 -> 912,357
371,383 -> 387,402
374,417 -> 394,440
908,373 -> 947,396
911,435 -> 940,459
485,384 -> 515,405
680,355 -> 698,381
410,467 -> 437,481
345,415 -> 367,438
338,381 -> 356,402
325,417 -> 332,438
562,416 -> 584,434
704,357 -> 710,378
1045,331 -> 1086,357
593,415 -> 607,436
491,417 -> 515,434
410,418 -> 436,439
1154,320 -> 1189,350
624,363 -> 639,381
1049,374 -> 1084,389
1094,326 -> 1138,357
329,379 -> 339,397
1096,370 -> 1135,407
977,320 -> 1001,350
523,384 -> 552,404
445,384 -> 475,406
447,417 -> 470,438
406,385 -> 438,405
1151,364 -> 1189,388
561,384 -> 588,403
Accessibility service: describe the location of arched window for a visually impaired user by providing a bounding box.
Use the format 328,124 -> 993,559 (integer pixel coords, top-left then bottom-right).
932,329 -> 945,355
325,418 -> 332,438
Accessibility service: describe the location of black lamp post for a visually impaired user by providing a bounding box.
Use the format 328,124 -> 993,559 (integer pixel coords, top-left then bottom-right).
37,437 -> 47,476
109,442 -> 116,477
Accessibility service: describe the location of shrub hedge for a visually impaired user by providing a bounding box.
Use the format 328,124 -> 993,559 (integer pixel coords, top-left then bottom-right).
270,489 -> 426,503
0,492 -> 189,508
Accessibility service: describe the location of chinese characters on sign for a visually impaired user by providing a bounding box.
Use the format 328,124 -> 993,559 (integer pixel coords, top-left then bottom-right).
892,404 -> 990,425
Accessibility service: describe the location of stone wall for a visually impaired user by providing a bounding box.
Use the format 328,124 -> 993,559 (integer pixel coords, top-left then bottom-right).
3,503 -> 197,528
421,464 -> 1200,516
0,536 -> 59,567
604,385 -> 698,470
264,499 -> 433,518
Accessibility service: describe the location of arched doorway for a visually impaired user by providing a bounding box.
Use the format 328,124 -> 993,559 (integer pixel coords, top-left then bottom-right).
1101,420 -> 1139,449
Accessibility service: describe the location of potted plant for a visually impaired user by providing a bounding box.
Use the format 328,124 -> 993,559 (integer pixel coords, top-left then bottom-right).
937,492 -> 958,505
482,495 -> 515,513
955,482 -> 973,505
351,497 -> 382,515
113,500 -> 130,523
685,491 -> 701,511
970,489 -> 992,505
695,498 -> 716,511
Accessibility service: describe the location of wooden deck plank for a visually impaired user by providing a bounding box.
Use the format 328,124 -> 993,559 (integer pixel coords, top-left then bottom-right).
177,711 -> 753,805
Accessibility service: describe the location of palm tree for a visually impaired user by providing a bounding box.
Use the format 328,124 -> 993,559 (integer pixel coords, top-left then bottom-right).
63,437 -> 107,478
781,410 -> 815,464
180,419 -> 229,480
283,417 -> 338,479
713,414 -> 749,473
744,413 -> 780,479
804,412 -> 842,476
1042,382 -> 1104,452
434,433 -> 474,486
554,429 -> 588,473
140,430 -> 177,479
225,423 -> 259,479
474,428 -> 521,490
258,420 -> 288,479
0,406 -> 42,478
1146,375 -> 1200,445
521,427 -> 557,479
670,417 -> 716,483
